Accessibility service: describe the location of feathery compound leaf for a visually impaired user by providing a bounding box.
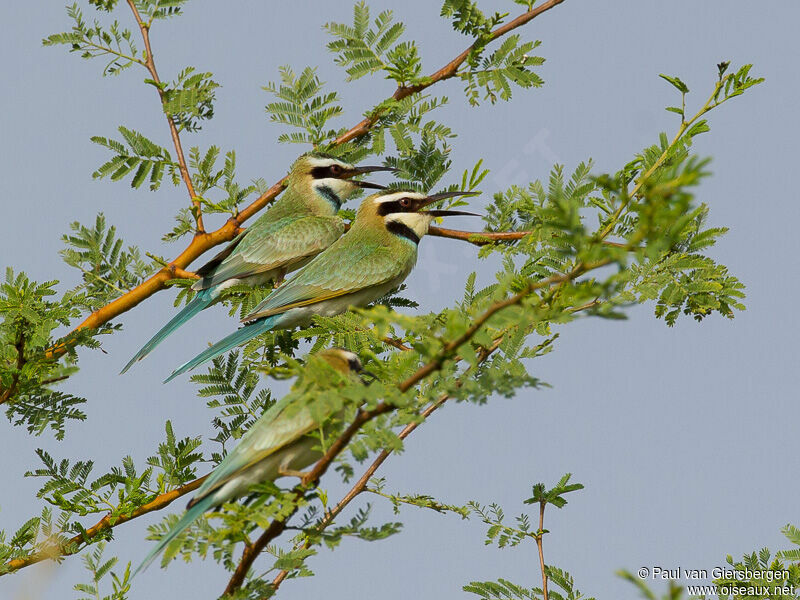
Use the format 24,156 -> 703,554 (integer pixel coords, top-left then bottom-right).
5,391 -> 86,441
325,3 -> 423,86
464,578 -> 538,600
60,213 -> 154,310
264,66 -> 343,146
161,67 -> 220,133
133,0 -> 188,21
441,0 -> 506,38
460,36 -> 544,106
43,4 -> 139,76
91,126 -> 177,190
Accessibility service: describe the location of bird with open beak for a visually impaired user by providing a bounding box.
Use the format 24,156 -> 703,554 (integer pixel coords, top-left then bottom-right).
121,153 -> 394,373
165,189 -> 478,381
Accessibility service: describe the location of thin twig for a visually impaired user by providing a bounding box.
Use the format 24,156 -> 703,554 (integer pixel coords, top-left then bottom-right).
125,0 -> 204,233
536,500 -> 548,600
382,337 -> 412,352
2,476 -> 206,573
430,226 -> 632,249
332,0 -> 567,145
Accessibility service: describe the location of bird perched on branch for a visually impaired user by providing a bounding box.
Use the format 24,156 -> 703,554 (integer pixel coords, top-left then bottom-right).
135,347 -> 366,575
165,189 -> 478,382
121,154 -> 393,373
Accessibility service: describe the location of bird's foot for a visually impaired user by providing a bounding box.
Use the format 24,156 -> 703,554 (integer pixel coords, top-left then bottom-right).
278,466 -> 311,480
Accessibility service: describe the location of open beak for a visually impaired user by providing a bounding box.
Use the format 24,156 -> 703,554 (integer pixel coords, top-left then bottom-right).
346,165 -> 397,191
418,190 -> 481,217
346,165 -> 398,177
353,180 -> 387,190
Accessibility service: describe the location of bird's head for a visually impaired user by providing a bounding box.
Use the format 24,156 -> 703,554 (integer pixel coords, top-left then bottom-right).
289,154 -> 395,211
315,347 -> 365,376
355,190 -> 479,244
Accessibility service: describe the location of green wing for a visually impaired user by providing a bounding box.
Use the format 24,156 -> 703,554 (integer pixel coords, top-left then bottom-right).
197,216 -> 345,289
193,394 -> 318,501
243,233 -> 416,320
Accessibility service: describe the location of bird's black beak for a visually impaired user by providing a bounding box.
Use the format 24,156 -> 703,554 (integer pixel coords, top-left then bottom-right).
353,180 -> 387,190
418,190 -> 481,217
346,165 -> 398,177
346,166 -> 396,190
359,370 -> 379,385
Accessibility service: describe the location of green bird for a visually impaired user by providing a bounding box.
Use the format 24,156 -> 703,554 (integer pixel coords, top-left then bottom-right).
135,347 -> 366,575
121,154 -> 392,373
165,189 -> 478,382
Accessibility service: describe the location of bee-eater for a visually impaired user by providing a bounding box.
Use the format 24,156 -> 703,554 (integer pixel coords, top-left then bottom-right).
164,189 -> 477,382
121,155 -> 392,373
135,347 -> 365,574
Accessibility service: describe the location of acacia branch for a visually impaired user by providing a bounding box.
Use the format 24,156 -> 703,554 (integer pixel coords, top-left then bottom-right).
46,0 -> 565,361
2,476 -> 206,574
270,299 -> 606,593
430,226 -> 631,249
333,0 -> 567,145
126,0 -> 204,232
270,339 -> 503,593
3,289 -> 599,577
225,256 -> 600,595
536,500 -> 549,600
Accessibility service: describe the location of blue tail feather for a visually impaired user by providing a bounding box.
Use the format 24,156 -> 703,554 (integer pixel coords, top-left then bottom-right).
163,316 -> 277,383
133,492 -> 217,577
121,288 -> 215,374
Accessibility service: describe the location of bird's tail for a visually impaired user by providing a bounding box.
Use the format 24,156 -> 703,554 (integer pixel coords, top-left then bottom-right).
121,288 -> 216,374
164,316 -> 278,383
133,492 -> 217,577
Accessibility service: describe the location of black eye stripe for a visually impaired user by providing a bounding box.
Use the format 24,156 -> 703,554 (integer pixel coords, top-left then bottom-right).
386,220 -> 420,244
347,356 -> 363,372
377,199 -> 414,216
311,165 -> 344,179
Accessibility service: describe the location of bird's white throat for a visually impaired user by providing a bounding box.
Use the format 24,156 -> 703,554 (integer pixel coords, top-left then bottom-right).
312,178 -> 352,210
385,212 -> 432,239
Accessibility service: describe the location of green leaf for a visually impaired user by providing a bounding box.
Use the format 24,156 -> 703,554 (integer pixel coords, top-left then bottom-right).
659,73 -> 689,94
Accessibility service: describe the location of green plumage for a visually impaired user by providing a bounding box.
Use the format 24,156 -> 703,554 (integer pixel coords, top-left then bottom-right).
194,214 -> 345,289
136,349 -> 361,575
122,154 -> 385,372
243,213 -> 418,319
192,389 -> 323,502
193,177 -> 345,291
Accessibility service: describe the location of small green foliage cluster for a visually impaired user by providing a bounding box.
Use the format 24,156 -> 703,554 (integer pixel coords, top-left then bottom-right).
61,214 -> 154,309
74,542 -> 131,600
0,244 -> 144,438
91,126 -> 178,190
188,146 -> 258,218
43,3 -> 139,76
159,66 -> 220,133
264,66 -> 344,146
618,527 -> 800,600
465,475 -> 593,600
441,0 -> 545,104
0,419 -> 203,576
325,3 -> 424,86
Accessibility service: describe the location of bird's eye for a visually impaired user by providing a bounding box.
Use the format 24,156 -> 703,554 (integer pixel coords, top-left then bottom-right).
329,165 -> 342,176
399,197 -> 412,208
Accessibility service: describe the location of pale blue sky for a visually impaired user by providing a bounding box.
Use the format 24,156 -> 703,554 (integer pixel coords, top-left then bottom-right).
2,2 -> 799,599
